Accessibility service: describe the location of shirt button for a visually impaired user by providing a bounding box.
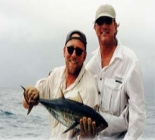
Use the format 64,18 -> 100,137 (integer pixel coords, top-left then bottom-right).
98,91 -> 100,95
100,78 -> 102,80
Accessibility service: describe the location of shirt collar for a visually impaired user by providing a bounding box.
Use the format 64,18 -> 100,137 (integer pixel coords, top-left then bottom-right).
113,41 -> 123,60
74,65 -> 86,85
91,40 -> 123,60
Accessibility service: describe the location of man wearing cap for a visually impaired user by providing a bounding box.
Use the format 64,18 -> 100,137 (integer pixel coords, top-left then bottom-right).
83,4 -> 146,140
22,30 -> 100,139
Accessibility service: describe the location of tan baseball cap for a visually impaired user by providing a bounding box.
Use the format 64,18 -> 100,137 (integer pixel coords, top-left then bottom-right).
95,4 -> 116,21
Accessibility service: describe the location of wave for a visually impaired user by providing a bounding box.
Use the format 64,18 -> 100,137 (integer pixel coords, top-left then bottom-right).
0,109 -> 15,116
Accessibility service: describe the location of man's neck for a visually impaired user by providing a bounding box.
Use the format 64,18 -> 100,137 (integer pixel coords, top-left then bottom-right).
100,44 -> 116,57
65,71 -> 77,89
100,43 -> 116,68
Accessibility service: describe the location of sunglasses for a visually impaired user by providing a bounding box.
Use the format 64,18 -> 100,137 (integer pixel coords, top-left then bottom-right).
66,46 -> 85,56
96,17 -> 114,26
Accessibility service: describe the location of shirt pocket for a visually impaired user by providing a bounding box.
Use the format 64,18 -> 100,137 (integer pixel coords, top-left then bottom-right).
104,78 -> 122,90
102,78 -> 123,115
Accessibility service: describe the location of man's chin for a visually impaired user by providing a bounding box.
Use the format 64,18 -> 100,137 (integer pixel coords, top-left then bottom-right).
68,68 -> 80,75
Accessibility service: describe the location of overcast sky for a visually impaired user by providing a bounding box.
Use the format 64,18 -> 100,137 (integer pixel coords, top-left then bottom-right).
0,0 -> 154,96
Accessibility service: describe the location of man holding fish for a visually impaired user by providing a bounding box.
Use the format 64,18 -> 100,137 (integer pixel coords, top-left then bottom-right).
22,30 -> 106,139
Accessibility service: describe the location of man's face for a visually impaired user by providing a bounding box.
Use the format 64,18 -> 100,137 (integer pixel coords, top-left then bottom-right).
94,17 -> 117,46
64,35 -> 86,75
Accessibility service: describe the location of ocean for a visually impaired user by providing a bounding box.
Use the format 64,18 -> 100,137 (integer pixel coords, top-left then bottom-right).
0,87 -> 50,140
0,87 -> 155,140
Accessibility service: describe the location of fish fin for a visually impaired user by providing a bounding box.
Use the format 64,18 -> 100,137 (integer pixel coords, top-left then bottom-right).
69,92 -> 83,104
21,85 -> 31,107
77,92 -> 83,104
63,122 -> 79,133
21,85 -> 29,104
71,129 -> 80,139
21,85 -> 34,115
21,85 -> 26,91
27,103 -> 33,115
59,88 -> 65,98
53,120 -> 59,128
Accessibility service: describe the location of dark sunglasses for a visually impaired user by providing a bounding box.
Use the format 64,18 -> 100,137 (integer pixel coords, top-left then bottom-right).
67,46 -> 85,56
96,17 -> 114,26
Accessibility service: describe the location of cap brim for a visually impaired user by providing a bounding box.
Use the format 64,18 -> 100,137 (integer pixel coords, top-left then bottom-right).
95,13 -> 114,21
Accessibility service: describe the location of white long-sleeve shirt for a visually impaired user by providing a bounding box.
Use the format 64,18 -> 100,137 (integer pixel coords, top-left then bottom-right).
35,65 -> 99,140
86,42 -> 146,140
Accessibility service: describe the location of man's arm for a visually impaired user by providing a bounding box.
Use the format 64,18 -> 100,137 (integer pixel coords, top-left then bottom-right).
124,62 -> 146,140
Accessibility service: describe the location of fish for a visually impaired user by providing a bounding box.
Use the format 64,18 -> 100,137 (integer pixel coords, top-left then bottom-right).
21,86 -> 108,135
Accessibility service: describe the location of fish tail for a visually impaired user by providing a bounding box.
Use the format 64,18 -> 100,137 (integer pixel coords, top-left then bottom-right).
27,103 -> 33,115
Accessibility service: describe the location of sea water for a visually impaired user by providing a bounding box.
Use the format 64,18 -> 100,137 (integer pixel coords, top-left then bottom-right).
0,87 -> 50,140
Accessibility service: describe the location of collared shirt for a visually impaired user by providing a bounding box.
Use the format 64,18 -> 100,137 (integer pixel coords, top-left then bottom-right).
35,65 -> 99,140
86,42 -> 146,140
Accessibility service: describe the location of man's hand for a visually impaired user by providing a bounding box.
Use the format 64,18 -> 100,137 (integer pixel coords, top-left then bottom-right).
24,86 -> 39,106
79,117 -> 97,139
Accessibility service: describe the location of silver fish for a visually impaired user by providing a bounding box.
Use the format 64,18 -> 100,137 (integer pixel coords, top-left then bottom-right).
21,86 -> 108,134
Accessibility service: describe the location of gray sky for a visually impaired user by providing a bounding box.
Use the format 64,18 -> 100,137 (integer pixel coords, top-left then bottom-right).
0,0 -> 154,96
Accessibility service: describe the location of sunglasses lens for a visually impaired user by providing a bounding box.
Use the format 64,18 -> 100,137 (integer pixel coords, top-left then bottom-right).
106,18 -> 113,24
76,48 -> 83,56
67,46 -> 84,56
96,18 -> 103,25
67,47 -> 74,55
96,17 -> 113,25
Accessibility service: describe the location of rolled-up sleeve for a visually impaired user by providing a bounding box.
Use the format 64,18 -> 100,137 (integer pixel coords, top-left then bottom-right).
35,78 -> 51,99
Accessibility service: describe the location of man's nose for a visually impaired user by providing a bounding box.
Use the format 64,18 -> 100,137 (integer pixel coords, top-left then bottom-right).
72,50 -> 77,56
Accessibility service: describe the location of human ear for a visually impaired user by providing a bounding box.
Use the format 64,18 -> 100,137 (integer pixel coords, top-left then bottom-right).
63,46 -> 66,57
83,51 -> 87,61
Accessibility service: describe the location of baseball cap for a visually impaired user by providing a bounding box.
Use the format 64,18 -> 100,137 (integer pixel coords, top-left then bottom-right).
65,30 -> 87,50
95,4 -> 116,21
